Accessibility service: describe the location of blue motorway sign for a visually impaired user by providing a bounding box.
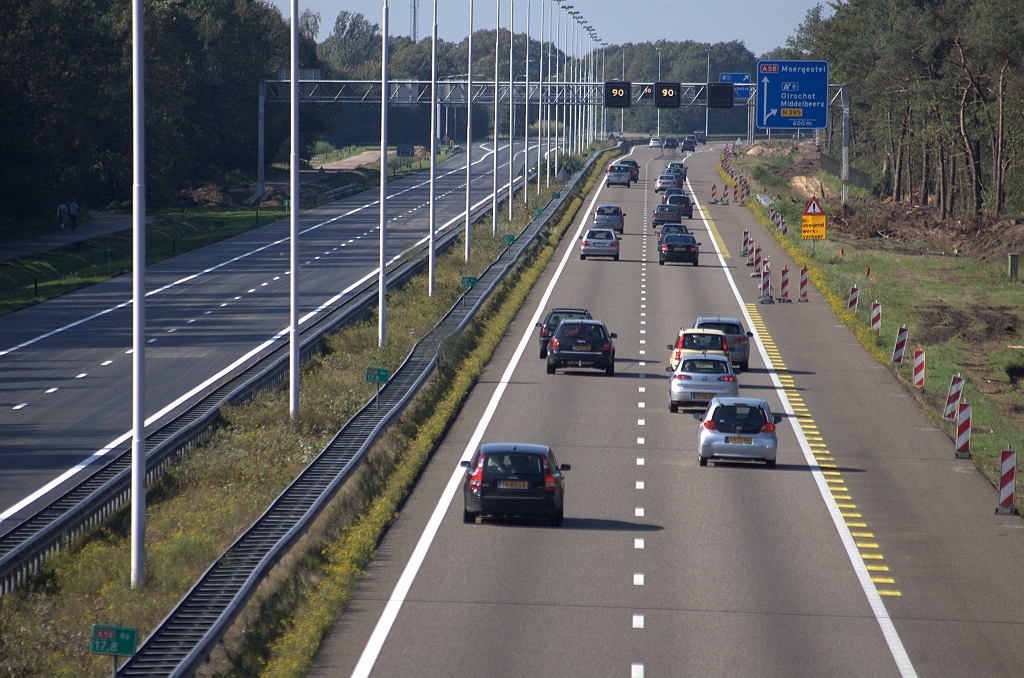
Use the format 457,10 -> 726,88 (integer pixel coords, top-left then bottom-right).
719,73 -> 751,100
755,60 -> 829,130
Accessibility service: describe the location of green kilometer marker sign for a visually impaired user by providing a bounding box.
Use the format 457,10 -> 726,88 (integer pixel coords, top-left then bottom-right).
461,276 -> 478,288
502,234 -> 515,244
89,624 -> 138,657
365,366 -> 390,384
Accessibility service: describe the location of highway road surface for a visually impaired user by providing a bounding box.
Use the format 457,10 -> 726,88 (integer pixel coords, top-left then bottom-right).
306,143 -> 1024,677
0,140 -> 533,536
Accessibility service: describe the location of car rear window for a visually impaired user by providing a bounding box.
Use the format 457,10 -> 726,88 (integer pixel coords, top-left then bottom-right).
658,175 -> 675,181
587,230 -> 614,240
681,333 -> 725,350
661,225 -> 690,234
481,452 -> 544,476
545,311 -> 589,327
655,205 -> 679,213
711,405 -> 767,429
665,235 -> 696,245
597,206 -> 621,215
557,323 -> 606,340
681,359 -> 730,374
667,196 -> 691,205
698,322 -> 743,335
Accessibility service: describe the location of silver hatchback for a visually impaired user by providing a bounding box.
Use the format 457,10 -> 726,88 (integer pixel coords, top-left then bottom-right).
693,316 -> 755,372
694,397 -> 782,468
593,204 -> 625,233
580,228 -> 620,261
669,355 -> 738,412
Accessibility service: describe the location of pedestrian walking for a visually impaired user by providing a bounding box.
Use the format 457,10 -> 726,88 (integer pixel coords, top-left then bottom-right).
68,199 -> 79,230
57,203 -> 68,230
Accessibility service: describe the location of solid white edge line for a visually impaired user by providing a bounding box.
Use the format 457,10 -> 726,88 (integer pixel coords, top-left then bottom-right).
0,171 -> 531,522
0,142 -> 538,359
687,175 -> 918,678
349,144 -> 637,678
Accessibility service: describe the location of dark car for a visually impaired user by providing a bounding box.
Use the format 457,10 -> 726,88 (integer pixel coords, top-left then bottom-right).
536,307 -> 592,358
665,194 -> 694,219
461,443 -> 571,525
681,138 -> 696,152
618,159 -> 640,182
694,131 -> 706,144
652,204 -> 683,227
659,233 -> 700,266
658,222 -> 692,245
664,136 -> 679,149
546,319 -> 616,375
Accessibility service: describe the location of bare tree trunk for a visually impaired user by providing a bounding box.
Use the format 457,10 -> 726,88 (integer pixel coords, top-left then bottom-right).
993,62 -> 1006,213
958,87 -> 983,215
950,154 -> 957,218
937,140 -> 947,219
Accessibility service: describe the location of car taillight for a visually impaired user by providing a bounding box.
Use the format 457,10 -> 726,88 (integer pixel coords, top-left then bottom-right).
611,241 -> 619,247
469,455 -> 485,491
760,422 -> 775,433
673,374 -> 692,380
582,240 -> 590,247
661,245 -> 668,252
718,375 -> 736,382
550,338 -> 560,351
703,420 -> 717,430
602,341 -> 611,351
543,456 -> 557,491
722,339 -> 729,352
540,326 -> 548,337
736,337 -> 747,344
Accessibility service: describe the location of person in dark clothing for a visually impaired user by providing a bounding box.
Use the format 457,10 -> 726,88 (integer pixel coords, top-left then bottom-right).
69,200 -> 79,230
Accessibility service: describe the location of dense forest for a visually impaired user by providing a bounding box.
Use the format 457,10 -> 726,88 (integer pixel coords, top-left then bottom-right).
2,0 -> 1020,230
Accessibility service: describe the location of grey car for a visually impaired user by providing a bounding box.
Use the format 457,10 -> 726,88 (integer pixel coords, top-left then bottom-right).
537,307 -> 591,358
666,162 -> 688,180
580,228 -> 619,260
693,316 -> 755,372
669,354 -> 738,412
655,174 -> 680,192
695,397 -> 782,468
606,167 -> 630,187
460,443 -> 570,525
593,204 -> 625,233
665,194 -> 694,218
546,319 -> 616,375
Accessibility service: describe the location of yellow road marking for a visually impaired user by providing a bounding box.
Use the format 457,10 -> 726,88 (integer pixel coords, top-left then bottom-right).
841,512 -> 862,518
846,521 -> 868,528
866,565 -> 890,571
877,590 -> 902,597
836,503 -> 857,509
856,542 -> 880,549
825,478 -> 845,484
871,577 -> 896,584
852,532 -> 874,538
699,205 -> 730,257
861,553 -> 884,560
832,494 -> 852,500
822,471 -> 842,476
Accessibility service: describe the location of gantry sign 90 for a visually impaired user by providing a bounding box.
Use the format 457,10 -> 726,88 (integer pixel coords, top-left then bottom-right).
604,81 -> 631,108
654,82 -> 680,108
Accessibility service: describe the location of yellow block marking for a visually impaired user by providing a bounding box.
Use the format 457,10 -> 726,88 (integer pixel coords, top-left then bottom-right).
861,553 -> 884,560
819,463 -> 838,468
836,503 -> 857,509
866,565 -> 890,572
832,494 -> 852,500
877,590 -> 902,597
846,521 -> 868,528
841,512 -> 862,518
871,577 -> 896,584
856,542 -> 880,549
825,478 -> 845,484
821,471 -> 842,476
852,532 -> 874,538
699,205 -> 730,257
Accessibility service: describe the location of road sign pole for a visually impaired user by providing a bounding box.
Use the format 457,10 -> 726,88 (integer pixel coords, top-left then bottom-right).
131,0 -> 146,591
841,83 -> 850,205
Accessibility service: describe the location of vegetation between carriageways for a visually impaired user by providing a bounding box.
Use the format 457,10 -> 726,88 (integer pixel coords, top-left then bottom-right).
721,153 -> 1024,498
0,145 -> 618,677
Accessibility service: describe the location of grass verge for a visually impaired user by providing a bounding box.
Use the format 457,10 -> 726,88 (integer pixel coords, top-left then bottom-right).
720,154 -> 1024,497
0,146 -> 620,678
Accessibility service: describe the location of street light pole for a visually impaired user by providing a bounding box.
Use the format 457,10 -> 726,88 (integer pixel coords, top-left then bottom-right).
464,0 -> 473,262
536,0 -> 543,195
378,0 -> 389,347
524,0 -> 530,206
428,0 -> 438,294
289,0 -> 301,406
492,0 -> 499,235
621,48 -> 625,137
656,46 -> 662,138
705,48 -> 711,138
507,0 -> 513,221
130,0 -> 146,589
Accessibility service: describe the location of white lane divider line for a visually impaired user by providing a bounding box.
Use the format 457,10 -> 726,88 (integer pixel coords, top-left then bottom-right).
636,437 -> 645,445
633,573 -> 645,585
147,338 -> 157,343
204,311 -> 213,315
234,296 -> 242,300
75,373 -> 87,379
46,388 -> 58,393
632,614 -> 645,629
220,303 -> 228,307
636,457 -> 645,465
167,328 -> 177,333
186,319 -> 196,324
101,360 -> 113,366
638,402 -> 645,408
125,349 -> 133,353
348,144 -> 631,678
12,404 -> 27,410
635,481 -> 645,489
634,538 -> 645,549
637,419 -> 645,425
634,507 -> 644,517
261,282 -> 269,287
632,662 -> 645,678
638,387 -> 645,393
273,276 -> 281,280
686,173 -> 918,678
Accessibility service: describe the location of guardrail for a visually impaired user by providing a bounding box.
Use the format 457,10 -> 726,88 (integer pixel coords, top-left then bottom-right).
0,173 -> 533,597
116,145 -> 621,677
325,182 -> 359,201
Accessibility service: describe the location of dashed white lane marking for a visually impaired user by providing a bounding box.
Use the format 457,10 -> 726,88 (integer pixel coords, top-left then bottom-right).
204,311 -> 213,315
638,402 -> 645,408
638,387 -> 645,392
348,142 -> 621,678
640,304 -> 646,308
45,388 -> 58,393
101,360 -> 113,366
261,282 -> 269,287
633,573 -> 645,585
632,663 -> 645,678
634,507 -> 644,517
167,328 -> 177,333
273,276 -> 281,280
75,373 -> 87,379
125,349 -> 133,353
637,458 -> 645,465
635,481 -> 645,489
636,437 -> 645,444
147,338 -> 157,343
637,419 -> 645,425
634,538 -> 645,549
220,303 -> 228,307
234,296 -> 242,300
249,287 -> 256,292
639,361 -> 646,366
632,614 -> 645,629
13,404 -> 27,410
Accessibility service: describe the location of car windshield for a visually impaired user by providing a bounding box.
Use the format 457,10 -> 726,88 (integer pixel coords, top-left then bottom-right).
558,323 -> 607,340
655,205 -> 678,213
546,311 -> 589,328
597,206 -> 621,215
587,230 -> 614,240
658,175 -> 675,181
711,405 -> 768,433
698,322 -> 743,335
668,196 -> 691,205
665,235 -> 696,245
481,452 -> 544,476
681,359 -> 730,374
662,225 -> 689,234
681,333 -> 725,350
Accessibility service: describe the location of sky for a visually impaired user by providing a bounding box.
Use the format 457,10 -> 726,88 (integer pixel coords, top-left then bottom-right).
266,0 -> 829,58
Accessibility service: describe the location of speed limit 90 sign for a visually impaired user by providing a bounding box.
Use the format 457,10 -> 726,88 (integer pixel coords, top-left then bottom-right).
654,81 -> 681,108
603,81 -> 631,108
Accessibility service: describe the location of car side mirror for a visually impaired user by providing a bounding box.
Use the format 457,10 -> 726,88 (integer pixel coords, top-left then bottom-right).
535,322 -> 541,328
667,344 -> 673,350
459,460 -> 471,468
559,464 -> 571,471
774,415 -> 783,424
747,332 -> 754,337
610,333 -> 617,338
693,412 -> 702,420
698,243 -> 702,246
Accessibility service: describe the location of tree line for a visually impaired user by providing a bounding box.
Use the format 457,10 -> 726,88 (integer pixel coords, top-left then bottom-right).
773,0 -> 1023,219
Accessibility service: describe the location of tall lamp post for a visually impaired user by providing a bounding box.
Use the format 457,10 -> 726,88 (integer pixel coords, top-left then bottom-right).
655,46 -> 662,138
705,48 -> 711,138
130,0 -> 146,589
492,0 -> 500,234
428,0 -> 438,294
507,0 -> 514,221
464,0 -> 473,262
378,0 -> 389,346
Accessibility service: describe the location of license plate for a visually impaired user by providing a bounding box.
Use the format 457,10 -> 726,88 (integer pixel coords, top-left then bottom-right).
572,344 -> 592,351
726,437 -> 753,444
498,480 -> 528,489
693,393 -> 714,399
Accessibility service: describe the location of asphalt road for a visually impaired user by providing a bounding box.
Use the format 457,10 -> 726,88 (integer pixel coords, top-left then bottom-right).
0,140 -> 533,535
308,143 -> 1024,677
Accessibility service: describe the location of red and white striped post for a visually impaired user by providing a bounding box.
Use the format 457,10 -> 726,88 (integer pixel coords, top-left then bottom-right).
779,266 -> 790,301
955,402 -> 972,458
723,183 -> 730,204
943,374 -> 964,420
711,184 -> 717,203
866,265 -> 872,279
848,286 -> 859,312
746,240 -> 755,266
913,349 -> 925,389
734,184 -> 739,203
741,229 -> 749,256
892,325 -> 908,364
760,260 -> 772,302
751,245 -> 762,277
781,219 -> 788,237
798,267 -> 809,302
871,301 -> 881,334
997,448 -> 1017,514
